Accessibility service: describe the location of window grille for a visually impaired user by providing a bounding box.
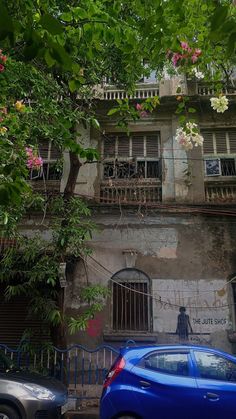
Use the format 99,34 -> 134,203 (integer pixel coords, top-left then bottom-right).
112,269 -> 151,332
102,132 -> 160,180
202,130 -> 236,177
30,140 -> 62,181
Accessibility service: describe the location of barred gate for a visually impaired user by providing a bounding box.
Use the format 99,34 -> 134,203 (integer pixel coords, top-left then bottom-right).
0,342 -> 135,402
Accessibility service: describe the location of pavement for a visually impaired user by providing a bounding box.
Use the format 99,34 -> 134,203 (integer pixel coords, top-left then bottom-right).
65,408 -> 99,419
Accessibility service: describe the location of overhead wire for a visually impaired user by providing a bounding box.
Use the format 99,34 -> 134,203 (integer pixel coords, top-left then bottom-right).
81,254 -> 235,310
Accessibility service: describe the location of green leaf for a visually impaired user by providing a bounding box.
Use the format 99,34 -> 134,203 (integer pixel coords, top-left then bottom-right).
0,1 -> 14,41
40,14 -> 64,35
227,32 -> 236,57
23,43 -> 40,61
188,107 -> 196,113
44,49 -> 56,67
211,5 -> 228,31
69,79 -> 78,92
91,118 -> 100,129
60,12 -> 72,22
179,115 -> 186,124
3,212 -> 8,225
107,108 -> 119,116
0,185 -> 9,206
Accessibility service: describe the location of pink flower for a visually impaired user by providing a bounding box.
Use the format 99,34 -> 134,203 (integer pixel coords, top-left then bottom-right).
0,64 -> 5,72
172,53 -> 182,66
195,49 -> 202,57
0,55 -> 7,63
0,107 -> 7,115
136,103 -> 142,110
180,41 -> 189,51
140,111 -> 148,118
191,54 -> 198,63
34,157 -> 43,168
25,147 -> 33,157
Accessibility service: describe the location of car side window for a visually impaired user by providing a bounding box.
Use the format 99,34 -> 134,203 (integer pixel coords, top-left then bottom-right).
142,352 -> 189,377
194,351 -> 236,382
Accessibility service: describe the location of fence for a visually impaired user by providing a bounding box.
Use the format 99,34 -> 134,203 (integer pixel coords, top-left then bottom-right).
0,341 -> 136,402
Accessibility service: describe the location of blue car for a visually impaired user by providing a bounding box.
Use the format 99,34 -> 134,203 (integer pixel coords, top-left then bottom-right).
100,344 -> 236,419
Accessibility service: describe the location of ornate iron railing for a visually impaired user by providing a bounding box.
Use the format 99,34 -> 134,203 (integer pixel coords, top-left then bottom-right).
100,181 -> 162,204
205,182 -> 236,202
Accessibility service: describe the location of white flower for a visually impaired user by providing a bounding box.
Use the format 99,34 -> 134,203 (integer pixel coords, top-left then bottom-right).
210,96 -> 228,113
192,68 -> 204,80
175,123 -> 204,151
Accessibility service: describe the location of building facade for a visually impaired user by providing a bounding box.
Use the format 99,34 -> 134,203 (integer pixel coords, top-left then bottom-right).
2,77 -> 236,352
62,77 -> 236,353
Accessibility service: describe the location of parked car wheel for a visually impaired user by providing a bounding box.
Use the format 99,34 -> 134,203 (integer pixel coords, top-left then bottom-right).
0,405 -> 20,419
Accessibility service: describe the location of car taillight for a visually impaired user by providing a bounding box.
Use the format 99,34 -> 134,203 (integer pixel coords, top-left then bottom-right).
103,356 -> 125,388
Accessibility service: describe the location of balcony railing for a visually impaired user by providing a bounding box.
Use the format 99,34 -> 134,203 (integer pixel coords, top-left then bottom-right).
101,83 -> 159,101
30,179 -> 61,194
100,180 -> 162,204
205,181 -> 236,202
197,83 -> 236,96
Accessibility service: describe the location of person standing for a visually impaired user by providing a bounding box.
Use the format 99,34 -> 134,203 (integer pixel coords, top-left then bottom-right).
176,306 -> 193,341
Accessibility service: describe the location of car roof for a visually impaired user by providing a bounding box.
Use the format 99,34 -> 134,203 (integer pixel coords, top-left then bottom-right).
119,344 -> 236,361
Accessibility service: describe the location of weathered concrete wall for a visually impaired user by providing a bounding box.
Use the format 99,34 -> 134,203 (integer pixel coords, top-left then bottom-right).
65,209 -> 236,353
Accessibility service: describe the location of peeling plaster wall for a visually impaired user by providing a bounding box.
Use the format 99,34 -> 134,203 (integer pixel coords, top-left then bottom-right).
65,211 -> 236,353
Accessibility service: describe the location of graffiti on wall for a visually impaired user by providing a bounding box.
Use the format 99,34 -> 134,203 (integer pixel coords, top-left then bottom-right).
152,279 -> 230,338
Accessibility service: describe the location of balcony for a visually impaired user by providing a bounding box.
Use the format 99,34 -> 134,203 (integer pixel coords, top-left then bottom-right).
100,82 -> 159,101
187,80 -> 236,96
100,179 -> 162,204
30,179 -> 61,195
205,180 -> 236,202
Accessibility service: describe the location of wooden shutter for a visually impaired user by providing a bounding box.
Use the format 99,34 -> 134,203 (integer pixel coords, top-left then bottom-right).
50,143 -> 61,160
228,131 -> 236,153
117,134 -> 130,157
38,140 -> 50,159
202,131 -> 214,154
146,133 -> 159,157
103,134 -> 116,157
132,134 -> 144,157
215,131 -> 227,154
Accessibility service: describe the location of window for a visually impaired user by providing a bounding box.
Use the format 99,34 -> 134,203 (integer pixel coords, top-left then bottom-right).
30,140 -> 62,181
140,352 -> 189,377
194,351 -> 236,382
203,130 -> 236,177
102,132 -> 160,180
112,269 -> 151,332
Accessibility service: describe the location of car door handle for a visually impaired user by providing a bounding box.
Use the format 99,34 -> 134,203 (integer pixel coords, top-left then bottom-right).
139,380 -> 151,388
204,392 -> 220,401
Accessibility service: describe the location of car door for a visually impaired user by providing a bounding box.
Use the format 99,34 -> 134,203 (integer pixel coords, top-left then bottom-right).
192,349 -> 236,419
130,349 -> 199,419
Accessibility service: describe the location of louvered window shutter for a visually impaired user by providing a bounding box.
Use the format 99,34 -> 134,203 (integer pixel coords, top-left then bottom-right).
117,134 -> 130,157
132,134 -> 144,157
103,135 -> 116,157
228,131 -> 236,153
146,133 -> 159,157
215,132 -> 227,154
38,140 -> 50,159
203,132 -> 214,154
50,143 -> 60,160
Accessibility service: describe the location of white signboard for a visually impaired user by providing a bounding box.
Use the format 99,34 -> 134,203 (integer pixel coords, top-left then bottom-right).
152,279 -> 229,335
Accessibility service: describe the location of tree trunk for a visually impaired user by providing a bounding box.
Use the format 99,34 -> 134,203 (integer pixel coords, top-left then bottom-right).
55,150 -> 81,349
64,151 -> 82,199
